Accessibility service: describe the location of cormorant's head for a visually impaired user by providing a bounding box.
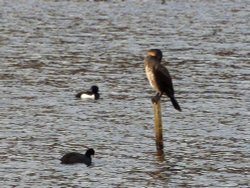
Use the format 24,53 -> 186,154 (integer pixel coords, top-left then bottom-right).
147,49 -> 163,61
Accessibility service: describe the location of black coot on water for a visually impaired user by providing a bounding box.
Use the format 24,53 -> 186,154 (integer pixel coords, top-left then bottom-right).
60,148 -> 95,166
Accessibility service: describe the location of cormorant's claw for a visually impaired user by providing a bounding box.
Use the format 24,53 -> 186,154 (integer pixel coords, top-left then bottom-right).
151,94 -> 161,103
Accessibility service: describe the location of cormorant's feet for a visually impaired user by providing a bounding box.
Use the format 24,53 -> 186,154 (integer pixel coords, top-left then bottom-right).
151,95 -> 161,103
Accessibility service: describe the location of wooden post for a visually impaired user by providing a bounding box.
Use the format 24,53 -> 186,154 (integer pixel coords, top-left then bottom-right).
152,99 -> 164,151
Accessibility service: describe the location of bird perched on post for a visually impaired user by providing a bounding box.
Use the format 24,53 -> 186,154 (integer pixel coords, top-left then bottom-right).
144,49 -> 181,111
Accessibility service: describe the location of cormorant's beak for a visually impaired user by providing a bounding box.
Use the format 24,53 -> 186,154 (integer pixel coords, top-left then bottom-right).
147,51 -> 157,57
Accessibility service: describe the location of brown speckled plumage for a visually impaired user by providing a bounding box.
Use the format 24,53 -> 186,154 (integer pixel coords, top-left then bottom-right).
144,49 -> 181,111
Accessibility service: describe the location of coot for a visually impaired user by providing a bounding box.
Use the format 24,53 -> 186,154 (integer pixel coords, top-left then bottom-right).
60,148 -> 95,166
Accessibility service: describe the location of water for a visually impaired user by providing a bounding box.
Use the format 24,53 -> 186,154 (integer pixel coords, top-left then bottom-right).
0,0 -> 249,187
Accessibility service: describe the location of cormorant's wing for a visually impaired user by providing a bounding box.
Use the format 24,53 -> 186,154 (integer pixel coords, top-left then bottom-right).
153,63 -> 174,96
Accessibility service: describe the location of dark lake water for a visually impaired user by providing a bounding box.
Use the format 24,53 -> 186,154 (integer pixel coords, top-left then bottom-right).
0,0 -> 249,187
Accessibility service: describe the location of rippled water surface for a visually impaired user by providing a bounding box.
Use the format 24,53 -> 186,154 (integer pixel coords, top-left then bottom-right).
1,0 -> 249,187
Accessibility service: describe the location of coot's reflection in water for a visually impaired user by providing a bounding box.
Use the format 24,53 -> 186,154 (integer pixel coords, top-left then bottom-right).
0,0 -> 249,187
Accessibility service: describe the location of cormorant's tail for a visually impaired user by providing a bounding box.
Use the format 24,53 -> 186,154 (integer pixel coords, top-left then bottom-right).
170,97 -> 181,112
